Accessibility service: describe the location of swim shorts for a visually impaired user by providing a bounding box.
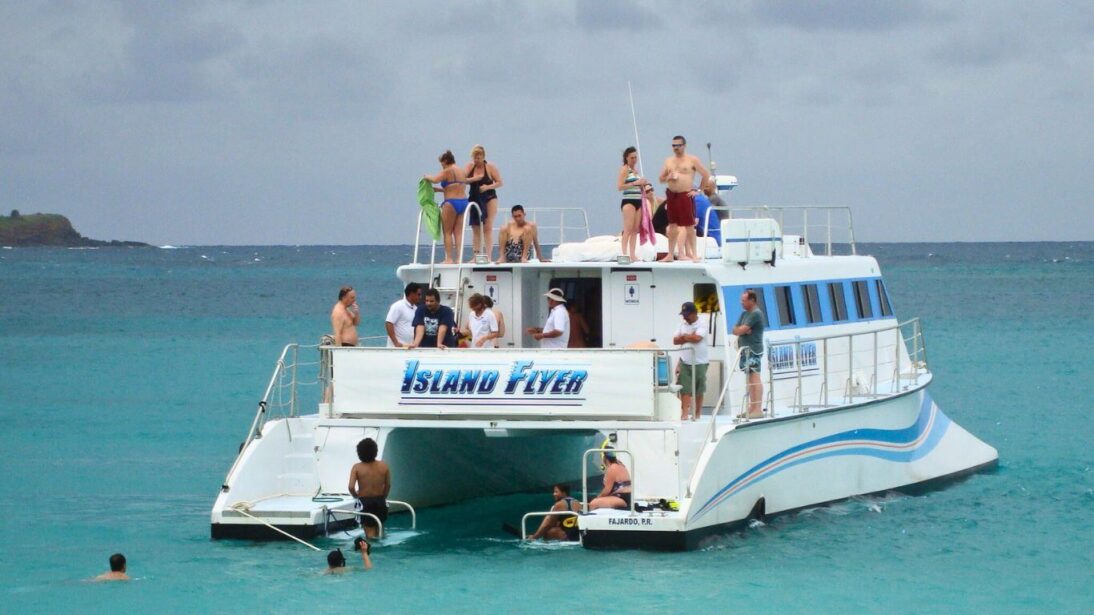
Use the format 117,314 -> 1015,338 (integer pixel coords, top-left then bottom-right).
356,496 -> 389,529
444,198 -> 470,216
620,198 -> 643,210
739,352 -> 763,374
678,362 -> 708,395
665,189 -> 696,227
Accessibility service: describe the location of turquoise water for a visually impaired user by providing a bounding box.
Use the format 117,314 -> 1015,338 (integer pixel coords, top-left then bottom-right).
0,243 -> 1090,613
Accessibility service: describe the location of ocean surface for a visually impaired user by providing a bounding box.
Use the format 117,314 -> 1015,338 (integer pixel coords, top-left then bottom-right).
0,242 -> 1090,614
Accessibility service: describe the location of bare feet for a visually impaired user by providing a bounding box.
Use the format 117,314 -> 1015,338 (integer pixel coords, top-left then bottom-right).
442,259 -> 455,264
657,256 -> 675,262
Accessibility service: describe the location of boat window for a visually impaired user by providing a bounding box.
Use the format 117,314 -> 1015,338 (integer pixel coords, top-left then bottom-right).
828,282 -> 848,322
803,284 -> 822,324
876,280 -> 893,317
751,288 -> 769,324
693,283 -> 720,313
854,280 -> 873,319
774,286 -> 796,327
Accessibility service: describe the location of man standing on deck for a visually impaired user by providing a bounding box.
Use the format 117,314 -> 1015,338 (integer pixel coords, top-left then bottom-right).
385,282 -> 421,348
409,287 -> 457,349
674,301 -> 709,421
732,289 -> 766,419
348,437 -> 391,539
527,288 -> 569,349
658,136 -> 712,263
332,285 -> 360,347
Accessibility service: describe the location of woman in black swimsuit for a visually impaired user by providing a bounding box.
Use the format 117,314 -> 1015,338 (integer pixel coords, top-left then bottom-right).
464,145 -> 504,260
589,450 -> 632,510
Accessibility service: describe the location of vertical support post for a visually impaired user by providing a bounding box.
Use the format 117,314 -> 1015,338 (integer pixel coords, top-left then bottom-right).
847,334 -> 855,400
803,208 -> 809,252
872,330 -> 878,396
826,209 -> 832,256
822,338 -> 829,406
895,324 -> 901,392
290,344 -> 299,417
794,340 -> 803,411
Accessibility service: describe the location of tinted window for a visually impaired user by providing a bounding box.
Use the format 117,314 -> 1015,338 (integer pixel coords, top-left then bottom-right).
775,286 -> 796,326
854,280 -> 873,319
803,284 -> 822,323
876,280 -> 893,317
749,288 -> 770,324
828,283 -> 848,322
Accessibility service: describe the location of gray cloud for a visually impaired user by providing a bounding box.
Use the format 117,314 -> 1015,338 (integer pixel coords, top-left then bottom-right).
755,0 -> 944,32
0,0 -> 1090,244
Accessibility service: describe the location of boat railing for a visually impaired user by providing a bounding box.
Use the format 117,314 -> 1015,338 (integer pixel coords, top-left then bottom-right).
411,205 -> 590,266
726,205 -> 857,257
582,447 -> 636,514
519,510 -> 580,541
758,318 -> 929,418
221,341 -> 324,490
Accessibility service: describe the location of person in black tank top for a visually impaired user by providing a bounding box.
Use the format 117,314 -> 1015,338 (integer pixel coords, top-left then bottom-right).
464,145 -> 503,259
528,483 -> 582,541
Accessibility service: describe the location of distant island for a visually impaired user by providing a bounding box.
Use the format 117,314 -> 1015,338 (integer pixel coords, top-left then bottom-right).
0,210 -> 149,247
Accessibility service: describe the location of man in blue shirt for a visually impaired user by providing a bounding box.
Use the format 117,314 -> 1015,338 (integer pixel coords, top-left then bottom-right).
410,288 -> 457,349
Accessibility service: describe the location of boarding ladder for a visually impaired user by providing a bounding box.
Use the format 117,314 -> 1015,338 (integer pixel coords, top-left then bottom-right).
413,202 -> 487,323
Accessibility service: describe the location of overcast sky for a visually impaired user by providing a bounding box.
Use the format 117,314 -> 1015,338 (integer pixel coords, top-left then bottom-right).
2,1 -> 1091,245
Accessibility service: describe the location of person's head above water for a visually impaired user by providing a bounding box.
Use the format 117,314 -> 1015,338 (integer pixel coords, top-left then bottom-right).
353,536 -> 371,554
109,553 -> 126,573
327,549 -> 346,568
356,438 -> 378,463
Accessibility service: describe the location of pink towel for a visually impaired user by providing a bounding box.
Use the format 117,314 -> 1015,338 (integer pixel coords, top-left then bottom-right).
638,193 -> 655,245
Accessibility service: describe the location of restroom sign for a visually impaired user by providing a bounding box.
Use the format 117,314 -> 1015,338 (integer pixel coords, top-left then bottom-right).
485,284 -> 499,304
624,283 -> 639,304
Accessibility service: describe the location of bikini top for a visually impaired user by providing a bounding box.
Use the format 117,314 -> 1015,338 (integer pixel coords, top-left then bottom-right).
439,168 -> 461,188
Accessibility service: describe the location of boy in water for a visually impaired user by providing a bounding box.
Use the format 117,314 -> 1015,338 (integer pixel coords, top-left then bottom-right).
348,438 -> 391,539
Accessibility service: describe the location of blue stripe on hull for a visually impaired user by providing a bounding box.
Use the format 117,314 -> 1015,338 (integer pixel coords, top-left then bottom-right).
693,394 -> 951,521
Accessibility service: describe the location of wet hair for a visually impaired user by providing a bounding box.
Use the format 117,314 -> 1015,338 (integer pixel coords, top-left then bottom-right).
338,286 -> 354,300
673,135 -> 686,145
353,536 -> 371,554
356,438 -> 378,462
744,289 -> 758,303
468,293 -> 484,309
471,144 -> 486,158
327,549 -> 346,568
404,282 -> 421,298
109,553 -> 126,572
553,483 -> 571,495
482,295 -> 495,308
439,150 -> 455,165
622,146 -> 637,164
511,204 -> 525,214
423,288 -> 441,302
602,448 -> 618,464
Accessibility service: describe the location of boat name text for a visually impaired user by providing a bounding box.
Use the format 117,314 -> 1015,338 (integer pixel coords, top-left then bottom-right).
400,360 -> 588,396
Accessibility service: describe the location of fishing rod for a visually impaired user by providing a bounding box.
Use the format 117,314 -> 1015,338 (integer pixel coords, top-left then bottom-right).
627,81 -> 645,177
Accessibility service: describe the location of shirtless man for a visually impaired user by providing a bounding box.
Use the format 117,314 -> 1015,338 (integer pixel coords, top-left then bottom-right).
496,204 -> 550,264
348,437 -> 391,539
331,286 -> 360,347
94,553 -> 130,581
658,136 -> 712,262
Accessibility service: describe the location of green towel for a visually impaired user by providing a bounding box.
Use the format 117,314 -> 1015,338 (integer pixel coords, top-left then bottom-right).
417,178 -> 442,242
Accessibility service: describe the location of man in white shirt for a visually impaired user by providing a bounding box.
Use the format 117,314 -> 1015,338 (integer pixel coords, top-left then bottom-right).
527,288 -> 569,349
463,293 -> 500,348
673,301 -> 709,421
385,283 -> 421,348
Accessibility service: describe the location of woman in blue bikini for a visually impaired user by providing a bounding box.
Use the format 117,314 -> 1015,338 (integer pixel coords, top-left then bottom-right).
424,150 -> 470,264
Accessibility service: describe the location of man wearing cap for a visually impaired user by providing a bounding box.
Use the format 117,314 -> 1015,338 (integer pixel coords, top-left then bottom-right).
527,288 -> 569,349
673,301 -> 709,421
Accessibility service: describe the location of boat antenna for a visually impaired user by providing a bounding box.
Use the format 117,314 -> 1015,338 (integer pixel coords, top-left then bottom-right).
706,142 -> 716,175
628,81 -> 645,177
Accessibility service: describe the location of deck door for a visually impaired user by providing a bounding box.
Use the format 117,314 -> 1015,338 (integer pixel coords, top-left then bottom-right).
607,269 -> 655,347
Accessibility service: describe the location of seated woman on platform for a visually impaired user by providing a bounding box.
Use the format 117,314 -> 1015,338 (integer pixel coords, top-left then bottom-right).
424,150 -> 469,264
588,449 -> 632,510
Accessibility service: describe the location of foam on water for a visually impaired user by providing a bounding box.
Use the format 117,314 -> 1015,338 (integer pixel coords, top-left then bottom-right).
0,243 -> 1090,613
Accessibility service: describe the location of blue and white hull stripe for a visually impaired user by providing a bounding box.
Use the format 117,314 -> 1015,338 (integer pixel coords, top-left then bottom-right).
692,395 -> 951,521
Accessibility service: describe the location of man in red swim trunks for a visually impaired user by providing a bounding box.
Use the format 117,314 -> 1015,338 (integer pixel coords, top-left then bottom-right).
658,136 -> 712,262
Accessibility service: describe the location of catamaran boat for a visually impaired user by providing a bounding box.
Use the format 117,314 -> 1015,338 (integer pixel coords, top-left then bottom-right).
211,186 -> 998,550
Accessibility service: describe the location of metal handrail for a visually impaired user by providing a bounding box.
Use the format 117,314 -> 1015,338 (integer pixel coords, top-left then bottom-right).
708,346 -> 749,440
727,205 -> 856,256
520,510 -> 580,541
582,448 -> 636,514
